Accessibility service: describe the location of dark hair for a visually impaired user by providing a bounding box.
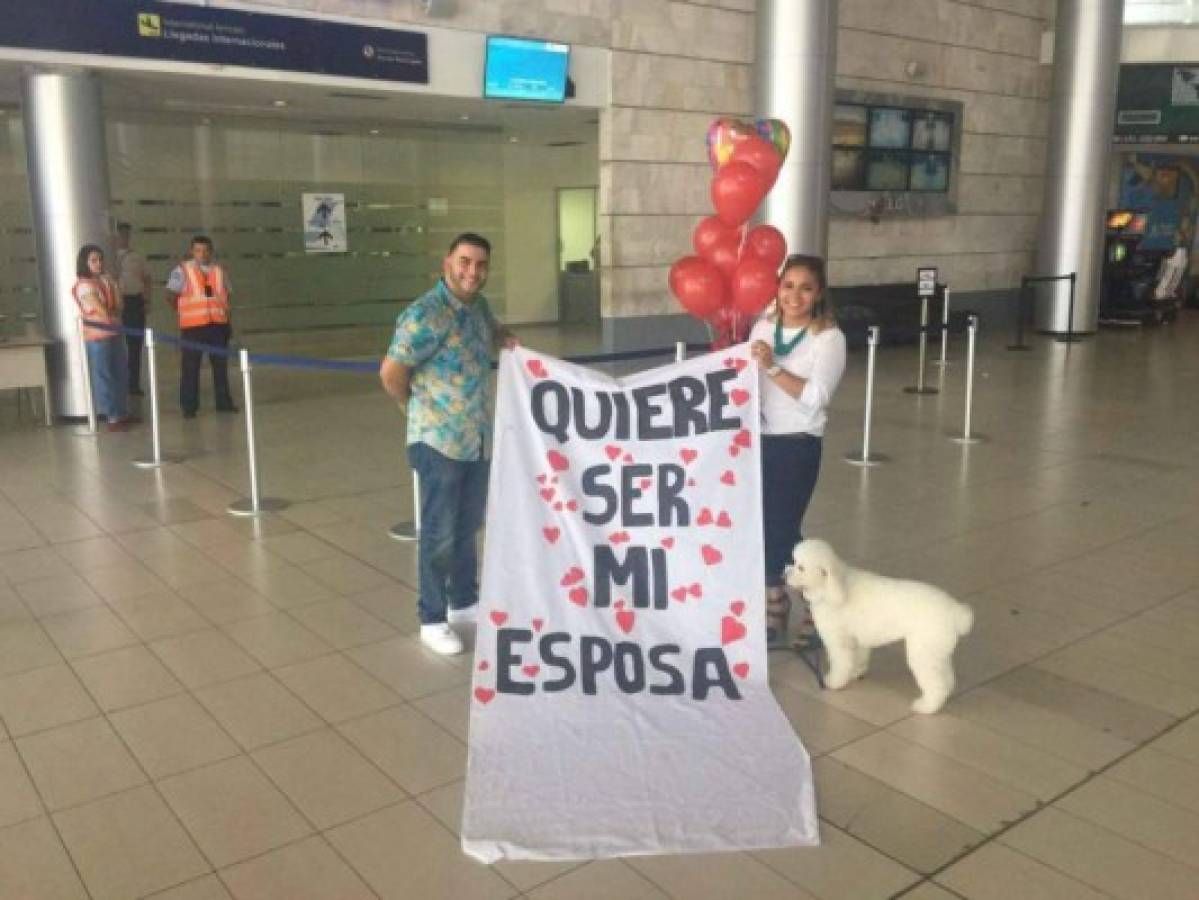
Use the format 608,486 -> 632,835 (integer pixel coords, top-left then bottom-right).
447,232 -> 491,257
190,235 -> 214,249
76,244 -> 105,278
779,253 -> 836,332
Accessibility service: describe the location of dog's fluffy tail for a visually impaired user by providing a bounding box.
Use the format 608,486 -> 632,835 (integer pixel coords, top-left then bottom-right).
954,602 -> 974,637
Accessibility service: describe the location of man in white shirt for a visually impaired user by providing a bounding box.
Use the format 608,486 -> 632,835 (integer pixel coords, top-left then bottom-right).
116,222 -> 153,395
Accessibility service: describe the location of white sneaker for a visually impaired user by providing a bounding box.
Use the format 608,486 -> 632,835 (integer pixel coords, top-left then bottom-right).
447,605 -> 478,626
420,623 -> 464,656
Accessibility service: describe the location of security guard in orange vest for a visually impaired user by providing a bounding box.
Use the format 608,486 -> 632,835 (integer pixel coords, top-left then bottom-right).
165,235 -> 238,418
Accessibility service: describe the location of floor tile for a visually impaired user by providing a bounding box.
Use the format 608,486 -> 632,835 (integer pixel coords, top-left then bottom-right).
1106,746 -> 1199,815
342,584 -> 420,633
628,850 -> 820,900
1001,806 -> 1199,900
0,739 -> 44,828
0,663 -> 99,736
251,728 -> 404,828
288,598 -> 398,649
221,612 -> 331,669
14,573 -> 104,618
151,629 -> 262,689
158,756 -> 312,868
770,680 -> 879,756
938,841 -> 1110,900
40,606 -> 138,660
16,716 -> 146,811
149,874 -> 233,899
178,579 -> 276,626
0,816 -> 88,899
298,555 -> 393,594
0,620 -> 61,677
338,704 -> 465,794
326,800 -> 514,900
346,635 -> 468,700
105,590 -> 211,641
193,672 -> 323,750
412,685 -> 470,742
78,561 -> 168,602
272,653 -> 399,723
523,860 -> 667,900
753,823 -> 919,899
219,834 -> 374,900
1151,713 -> 1199,764
108,693 -> 240,779
70,644 -> 185,712
53,785 -> 209,900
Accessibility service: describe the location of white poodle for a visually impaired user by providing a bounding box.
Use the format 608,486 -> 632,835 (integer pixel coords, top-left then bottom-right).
785,539 -> 973,714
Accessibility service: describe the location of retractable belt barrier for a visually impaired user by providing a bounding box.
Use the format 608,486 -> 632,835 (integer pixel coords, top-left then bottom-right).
82,319 -> 709,520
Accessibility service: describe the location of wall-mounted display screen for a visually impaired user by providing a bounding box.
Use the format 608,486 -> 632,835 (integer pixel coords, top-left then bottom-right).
484,35 -> 570,103
833,102 -> 955,193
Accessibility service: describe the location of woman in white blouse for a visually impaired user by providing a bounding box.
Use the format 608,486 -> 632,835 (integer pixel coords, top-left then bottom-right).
749,255 -> 847,646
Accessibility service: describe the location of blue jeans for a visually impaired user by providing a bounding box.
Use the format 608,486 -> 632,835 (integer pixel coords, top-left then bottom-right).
407,442 -> 490,625
85,337 -> 129,422
761,433 -> 823,587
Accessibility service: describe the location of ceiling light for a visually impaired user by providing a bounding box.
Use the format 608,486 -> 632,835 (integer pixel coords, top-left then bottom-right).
272,99 -> 288,108
369,128 -> 380,135
459,114 -> 471,121
508,136 -> 519,143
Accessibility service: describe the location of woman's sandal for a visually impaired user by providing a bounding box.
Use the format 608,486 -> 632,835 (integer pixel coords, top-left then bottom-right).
765,587 -> 791,647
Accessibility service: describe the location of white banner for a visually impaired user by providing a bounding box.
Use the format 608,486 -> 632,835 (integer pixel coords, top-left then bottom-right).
461,346 -> 819,862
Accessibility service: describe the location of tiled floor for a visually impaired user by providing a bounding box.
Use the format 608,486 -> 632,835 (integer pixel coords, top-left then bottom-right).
1,314 -> 1198,898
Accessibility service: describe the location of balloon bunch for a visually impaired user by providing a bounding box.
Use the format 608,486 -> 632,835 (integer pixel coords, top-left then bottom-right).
669,118 -> 792,348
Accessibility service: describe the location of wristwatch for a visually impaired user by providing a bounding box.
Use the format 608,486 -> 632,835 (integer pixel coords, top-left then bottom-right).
766,364 -> 782,377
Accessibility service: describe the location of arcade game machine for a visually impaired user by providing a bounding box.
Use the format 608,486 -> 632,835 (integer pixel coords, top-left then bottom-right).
1099,210 -> 1174,326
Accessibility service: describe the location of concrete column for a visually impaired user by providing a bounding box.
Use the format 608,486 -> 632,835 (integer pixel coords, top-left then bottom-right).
755,0 -> 837,258
21,69 -> 114,417
1034,0 -> 1124,334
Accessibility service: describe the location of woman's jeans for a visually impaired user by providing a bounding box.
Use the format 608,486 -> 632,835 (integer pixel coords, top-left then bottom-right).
85,337 -> 129,422
761,433 -> 823,587
407,442 -> 490,625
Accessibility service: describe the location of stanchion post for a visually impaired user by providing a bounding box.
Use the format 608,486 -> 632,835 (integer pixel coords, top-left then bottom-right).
845,325 -> 889,467
73,316 -> 98,437
132,328 -> 181,468
903,294 -> 938,395
227,348 -> 288,516
933,287 -> 950,367
950,315 -> 985,445
1056,271 -> 1082,344
675,341 -> 686,363
1008,277 -> 1032,351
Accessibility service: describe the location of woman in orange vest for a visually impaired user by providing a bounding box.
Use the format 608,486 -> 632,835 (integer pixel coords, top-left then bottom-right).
72,245 -> 137,432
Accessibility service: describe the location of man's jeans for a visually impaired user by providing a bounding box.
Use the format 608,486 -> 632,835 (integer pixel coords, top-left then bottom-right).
407,442 -> 489,625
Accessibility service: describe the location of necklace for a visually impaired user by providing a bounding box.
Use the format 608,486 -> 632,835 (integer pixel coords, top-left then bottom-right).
773,319 -> 809,357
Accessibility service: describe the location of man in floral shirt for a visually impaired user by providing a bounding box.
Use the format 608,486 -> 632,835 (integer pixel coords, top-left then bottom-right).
380,233 -> 516,655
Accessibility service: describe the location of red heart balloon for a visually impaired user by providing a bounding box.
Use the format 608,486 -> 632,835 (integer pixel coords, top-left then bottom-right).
744,224 -> 787,270
708,242 -> 740,280
669,255 -> 729,319
730,135 -> 782,184
711,161 -> 770,226
692,215 -> 741,259
731,256 -> 778,316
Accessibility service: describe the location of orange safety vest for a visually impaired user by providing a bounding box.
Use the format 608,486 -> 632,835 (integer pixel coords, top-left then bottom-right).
175,260 -> 230,329
72,276 -> 121,342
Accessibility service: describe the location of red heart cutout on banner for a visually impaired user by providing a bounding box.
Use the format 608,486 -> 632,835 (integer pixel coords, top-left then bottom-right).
478,660 -> 490,671
532,618 -> 544,632
697,507 -> 714,526
716,511 -> 732,528
720,470 -> 736,486
721,615 -> 747,645
526,359 -> 548,378
561,566 -> 585,586
542,527 -> 560,544
610,531 -> 631,545
551,476 -> 559,484
614,599 -> 626,609
689,583 -> 703,598
623,454 -> 633,464
731,389 -> 750,407
605,445 -> 622,461
523,664 -> 540,678
680,448 -> 698,465
616,608 -> 636,634
688,478 -> 697,487
734,429 -> 752,448
671,586 -> 688,603
568,586 -> 588,606
540,488 -> 555,502
639,478 -> 652,491
702,545 -> 723,565
733,662 -> 750,679
732,358 -> 748,372
730,600 -> 746,617
547,450 -> 570,472
729,446 -> 741,457
474,687 -> 496,704
723,356 -> 736,368
661,537 -> 675,549
566,500 -> 579,511
536,473 -> 547,484
490,611 -> 508,626
554,502 -> 563,511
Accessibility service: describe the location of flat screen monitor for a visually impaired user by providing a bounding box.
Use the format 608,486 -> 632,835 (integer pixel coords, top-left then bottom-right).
484,36 -> 570,103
